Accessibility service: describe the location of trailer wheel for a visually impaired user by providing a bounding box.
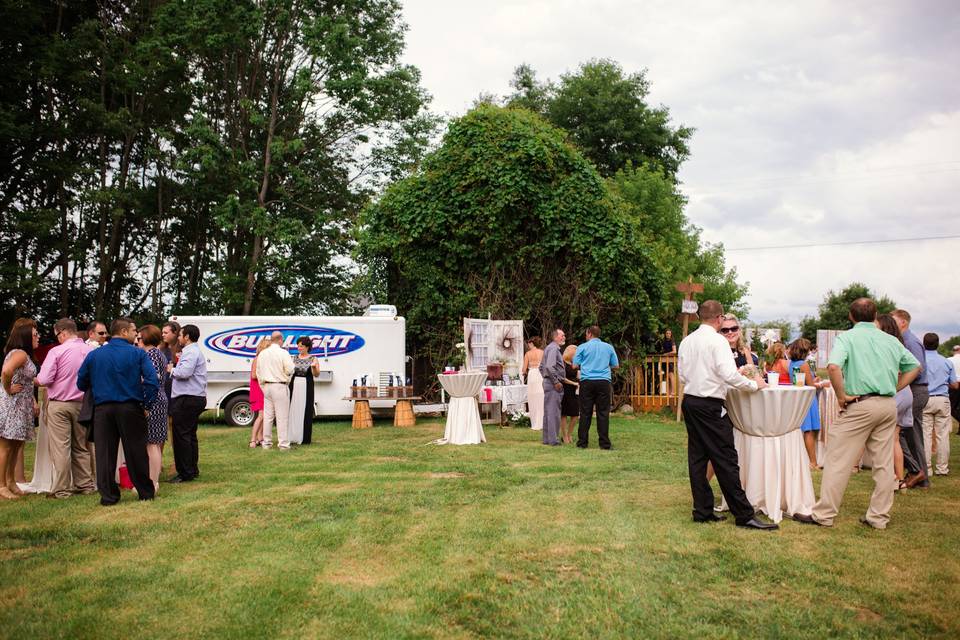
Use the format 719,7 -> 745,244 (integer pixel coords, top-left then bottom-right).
223,394 -> 254,427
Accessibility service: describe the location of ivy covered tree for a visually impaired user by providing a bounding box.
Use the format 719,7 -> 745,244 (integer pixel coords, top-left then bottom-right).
358,104 -> 671,377
799,282 -> 897,341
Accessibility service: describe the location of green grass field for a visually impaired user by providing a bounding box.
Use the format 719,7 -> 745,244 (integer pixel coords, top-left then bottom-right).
2,415 -> 958,639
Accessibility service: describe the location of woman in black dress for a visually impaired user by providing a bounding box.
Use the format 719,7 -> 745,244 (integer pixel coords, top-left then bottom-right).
288,337 -> 319,444
560,344 -> 580,444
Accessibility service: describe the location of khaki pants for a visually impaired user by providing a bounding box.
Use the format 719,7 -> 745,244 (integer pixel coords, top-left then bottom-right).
262,382 -> 290,449
46,399 -> 96,496
812,396 -> 897,528
922,395 -> 951,475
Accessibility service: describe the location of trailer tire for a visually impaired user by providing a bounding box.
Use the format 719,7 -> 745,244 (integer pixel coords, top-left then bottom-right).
223,394 -> 254,427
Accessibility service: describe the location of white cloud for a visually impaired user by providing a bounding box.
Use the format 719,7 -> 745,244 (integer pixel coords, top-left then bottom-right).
400,0 -> 960,338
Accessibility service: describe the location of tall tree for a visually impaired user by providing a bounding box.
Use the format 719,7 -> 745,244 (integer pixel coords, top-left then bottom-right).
0,0 -> 434,332
176,0 -> 433,315
507,59 -> 693,178
799,282 -> 897,341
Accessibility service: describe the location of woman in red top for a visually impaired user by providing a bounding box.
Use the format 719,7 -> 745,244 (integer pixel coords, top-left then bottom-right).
765,342 -> 791,385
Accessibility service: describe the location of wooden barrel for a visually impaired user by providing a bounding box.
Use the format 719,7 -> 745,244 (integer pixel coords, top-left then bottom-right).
352,400 -> 373,429
394,399 -> 415,427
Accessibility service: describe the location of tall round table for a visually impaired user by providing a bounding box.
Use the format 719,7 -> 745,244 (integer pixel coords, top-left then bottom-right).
721,386 -> 817,523
436,372 -> 487,445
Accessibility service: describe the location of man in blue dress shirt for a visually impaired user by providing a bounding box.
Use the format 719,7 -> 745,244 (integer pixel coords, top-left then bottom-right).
572,325 -> 619,449
77,318 -> 159,505
921,333 -> 958,476
167,324 -> 208,483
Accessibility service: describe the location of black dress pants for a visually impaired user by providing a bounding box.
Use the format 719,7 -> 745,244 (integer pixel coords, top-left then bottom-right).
577,380 -> 612,449
170,395 -> 205,480
93,401 -> 154,505
681,395 -> 754,523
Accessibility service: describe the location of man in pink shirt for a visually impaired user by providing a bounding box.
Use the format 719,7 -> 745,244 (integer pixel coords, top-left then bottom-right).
35,318 -> 95,498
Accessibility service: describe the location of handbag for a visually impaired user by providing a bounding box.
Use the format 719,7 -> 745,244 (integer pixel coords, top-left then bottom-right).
78,390 -> 95,443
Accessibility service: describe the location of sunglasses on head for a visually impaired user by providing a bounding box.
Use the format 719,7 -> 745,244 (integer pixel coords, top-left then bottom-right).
719,326 -> 740,334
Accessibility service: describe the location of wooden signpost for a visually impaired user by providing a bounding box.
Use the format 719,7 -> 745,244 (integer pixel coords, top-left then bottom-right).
675,277 -> 704,340
674,278 -> 704,421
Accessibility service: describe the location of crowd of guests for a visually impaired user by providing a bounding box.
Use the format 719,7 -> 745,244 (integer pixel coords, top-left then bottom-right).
0,317 -> 208,505
520,325 -> 619,449
672,297 -> 957,531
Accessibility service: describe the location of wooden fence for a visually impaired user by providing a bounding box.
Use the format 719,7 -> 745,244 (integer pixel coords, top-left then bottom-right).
625,355 -> 680,413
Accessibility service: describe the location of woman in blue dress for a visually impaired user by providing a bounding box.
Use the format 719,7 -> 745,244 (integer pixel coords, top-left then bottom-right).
787,339 -> 822,470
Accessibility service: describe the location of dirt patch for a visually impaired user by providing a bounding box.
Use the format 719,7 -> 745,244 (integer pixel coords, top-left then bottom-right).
427,472 -> 466,479
374,456 -> 405,462
852,606 -> 883,622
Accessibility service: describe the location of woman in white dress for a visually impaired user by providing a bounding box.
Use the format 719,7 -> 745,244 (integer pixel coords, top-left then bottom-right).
287,337 -> 319,445
522,337 -> 545,430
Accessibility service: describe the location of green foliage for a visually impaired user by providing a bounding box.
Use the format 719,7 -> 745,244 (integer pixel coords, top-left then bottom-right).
799,282 -> 897,341
507,59 -> 693,177
359,105 -> 669,371
0,0 -> 434,330
938,335 -> 959,358
608,164 -> 749,328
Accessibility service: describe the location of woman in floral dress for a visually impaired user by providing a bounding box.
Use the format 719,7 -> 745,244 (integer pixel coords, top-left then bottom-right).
138,325 -> 168,493
0,323 -> 40,500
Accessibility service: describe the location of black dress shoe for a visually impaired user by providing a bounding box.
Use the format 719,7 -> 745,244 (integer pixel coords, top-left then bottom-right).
168,475 -> 185,483
736,517 -> 779,530
693,514 -> 727,523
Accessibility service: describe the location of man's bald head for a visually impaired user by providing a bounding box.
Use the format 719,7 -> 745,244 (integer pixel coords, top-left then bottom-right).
849,298 -> 877,323
271,331 -> 284,344
699,300 -> 724,322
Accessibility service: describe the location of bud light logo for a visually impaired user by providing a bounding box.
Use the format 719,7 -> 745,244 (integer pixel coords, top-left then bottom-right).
205,325 -> 365,358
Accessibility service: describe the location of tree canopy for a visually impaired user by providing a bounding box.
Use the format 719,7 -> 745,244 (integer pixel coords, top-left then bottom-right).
358,104 -> 669,371
0,0 -> 433,330
506,60 -> 693,178
799,282 -> 897,341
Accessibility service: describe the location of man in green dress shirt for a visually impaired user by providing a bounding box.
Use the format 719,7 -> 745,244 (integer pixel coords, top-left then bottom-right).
796,298 -> 920,529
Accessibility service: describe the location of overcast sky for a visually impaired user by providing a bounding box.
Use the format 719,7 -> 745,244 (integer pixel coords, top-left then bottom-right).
399,0 -> 960,339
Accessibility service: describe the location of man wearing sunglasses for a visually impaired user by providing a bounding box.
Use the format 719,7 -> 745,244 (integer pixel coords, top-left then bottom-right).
85,321 -> 108,348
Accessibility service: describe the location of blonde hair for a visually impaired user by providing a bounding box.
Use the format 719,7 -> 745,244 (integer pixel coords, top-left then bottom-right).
255,338 -> 271,355
721,314 -> 749,352
562,344 -> 577,363
765,342 -> 787,361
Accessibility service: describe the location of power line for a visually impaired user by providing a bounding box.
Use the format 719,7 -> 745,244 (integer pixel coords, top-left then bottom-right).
690,167 -> 960,197
686,160 -> 960,190
726,234 -> 960,252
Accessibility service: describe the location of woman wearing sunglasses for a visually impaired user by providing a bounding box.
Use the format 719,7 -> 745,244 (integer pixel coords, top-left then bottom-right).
719,315 -> 757,368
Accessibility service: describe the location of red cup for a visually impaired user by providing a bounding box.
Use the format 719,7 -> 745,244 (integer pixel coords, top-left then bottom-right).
484,388 -> 492,402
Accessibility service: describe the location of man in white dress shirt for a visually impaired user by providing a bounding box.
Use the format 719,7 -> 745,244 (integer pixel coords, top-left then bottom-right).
256,332 -> 295,450
678,300 -> 776,530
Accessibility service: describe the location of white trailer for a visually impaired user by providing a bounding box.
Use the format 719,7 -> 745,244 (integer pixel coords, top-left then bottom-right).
168,311 -> 406,426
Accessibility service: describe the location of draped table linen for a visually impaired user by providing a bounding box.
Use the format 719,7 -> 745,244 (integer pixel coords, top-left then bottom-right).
721,386 -> 817,522
479,384 -> 528,415
437,372 -> 487,445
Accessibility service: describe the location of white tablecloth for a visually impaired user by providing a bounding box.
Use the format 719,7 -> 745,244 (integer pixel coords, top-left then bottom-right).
436,372 -> 486,445
722,387 -> 817,522
479,384 -> 528,411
